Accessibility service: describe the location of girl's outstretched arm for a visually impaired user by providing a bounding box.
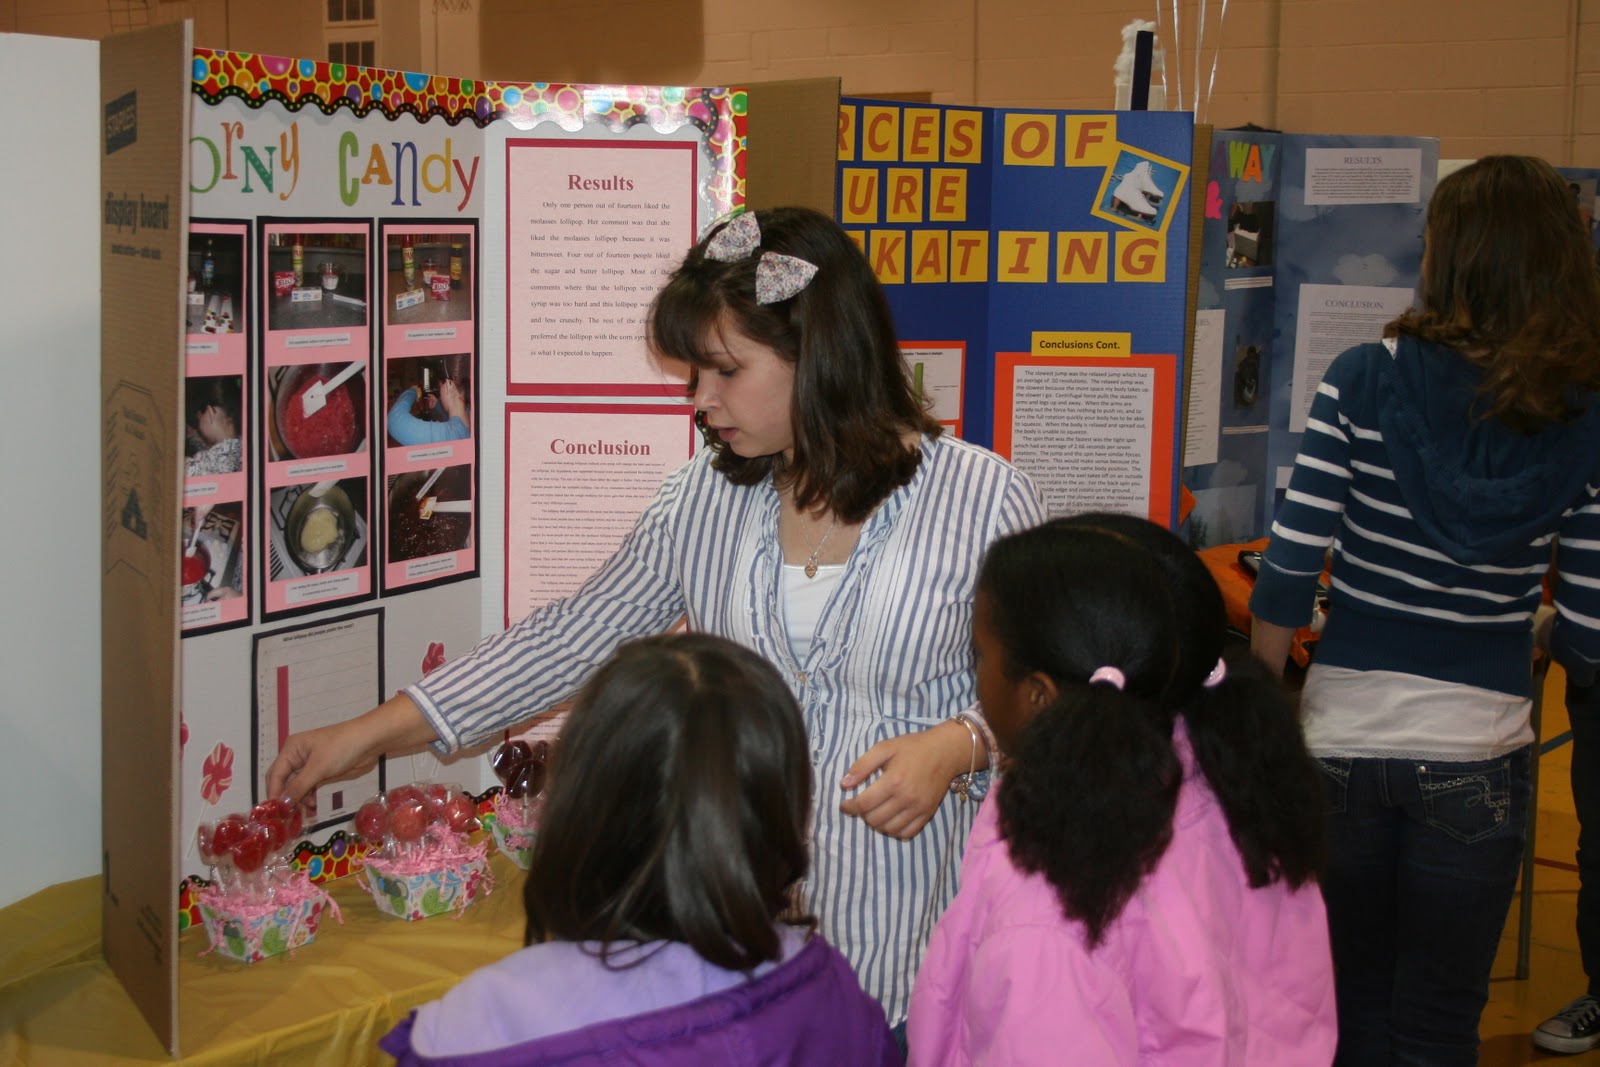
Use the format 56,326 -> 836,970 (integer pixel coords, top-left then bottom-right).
267,692 -> 439,803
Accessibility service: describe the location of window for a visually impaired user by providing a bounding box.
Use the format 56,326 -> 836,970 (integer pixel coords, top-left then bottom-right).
326,0 -> 378,69
328,40 -> 376,67
327,0 -> 375,22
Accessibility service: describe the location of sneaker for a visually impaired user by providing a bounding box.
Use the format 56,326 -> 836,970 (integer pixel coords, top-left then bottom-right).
1534,994 -> 1600,1054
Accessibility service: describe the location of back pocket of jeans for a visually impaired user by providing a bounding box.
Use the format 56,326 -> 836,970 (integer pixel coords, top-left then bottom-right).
1417,760 -> 1511,845
1317,757 -> 1351,815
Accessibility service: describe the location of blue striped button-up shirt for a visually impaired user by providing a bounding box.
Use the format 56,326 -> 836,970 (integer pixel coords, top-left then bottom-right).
409,433 -> 1047,1023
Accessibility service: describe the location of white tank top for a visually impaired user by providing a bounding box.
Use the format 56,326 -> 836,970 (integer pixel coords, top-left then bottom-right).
781,562 -> 846,662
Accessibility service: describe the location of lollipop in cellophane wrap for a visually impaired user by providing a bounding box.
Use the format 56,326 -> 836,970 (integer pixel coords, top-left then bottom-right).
194,797 -> 338,963
487,735 -> 549,869
355,781 -> 492,920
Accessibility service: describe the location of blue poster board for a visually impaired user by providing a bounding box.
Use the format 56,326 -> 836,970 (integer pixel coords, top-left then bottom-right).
837,101 -> 1194,525
1183,132 -> 1436,547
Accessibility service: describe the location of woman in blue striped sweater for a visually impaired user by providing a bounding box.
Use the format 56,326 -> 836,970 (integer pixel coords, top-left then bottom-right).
1250,155 -> 1600,1066
268,207 -> 1046,1036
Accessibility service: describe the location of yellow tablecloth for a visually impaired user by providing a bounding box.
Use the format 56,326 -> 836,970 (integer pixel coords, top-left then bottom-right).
0,854 -> 528,1065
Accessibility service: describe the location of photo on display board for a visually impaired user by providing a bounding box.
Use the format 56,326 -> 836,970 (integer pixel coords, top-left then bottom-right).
267,362 -> 369,462
387,464 -> 473,565
264,229 -> 370,332
186,231 -> 245,335
1102,149 -> 1183,231
384,231 -> 474,325
185,374 -> 244,477
1226,201 -> 1276,268
1231,344 -> 1262,412
384,353 -> 472,447
267,478 -> 370,580
181,501 -> 245,606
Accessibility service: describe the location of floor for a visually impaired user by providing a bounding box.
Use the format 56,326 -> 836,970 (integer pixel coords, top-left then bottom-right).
1482,663 -> 1600,1065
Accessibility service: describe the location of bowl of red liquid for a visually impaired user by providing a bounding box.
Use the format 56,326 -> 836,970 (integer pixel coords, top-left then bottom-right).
273,363 -> 366,460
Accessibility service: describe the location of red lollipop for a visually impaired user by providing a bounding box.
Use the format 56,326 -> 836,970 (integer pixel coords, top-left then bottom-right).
388,784 -> 427,810
253,796 -> 299,828
258,814 -> 289,851
388,794 -> 431,844
355,799 -> 389,845
506,758 -> 544,799
196,821 -> 221,865
424,783 -> 453,813
231,824 -> 272,874
251,799 -> 293,850
211,814 -> 250,855
491,738 -> 532,784
442,792 -> 479,833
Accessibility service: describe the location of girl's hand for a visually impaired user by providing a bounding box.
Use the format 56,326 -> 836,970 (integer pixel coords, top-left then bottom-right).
839,720 -> 974,840
268,720 -> 375,804
266,693 -> 438,803
439,378 -> 468,423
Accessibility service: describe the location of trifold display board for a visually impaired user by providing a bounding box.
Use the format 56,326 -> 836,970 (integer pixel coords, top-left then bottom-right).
100,22 -> 754,1052
1183,131 -> 1438,548
100,26 -> 1200,1052
835,99 -> 1197,527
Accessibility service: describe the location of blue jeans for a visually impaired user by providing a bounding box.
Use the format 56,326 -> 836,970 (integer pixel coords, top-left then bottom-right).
1319,749 -> 1530,1067
1567,680 -> 1600,994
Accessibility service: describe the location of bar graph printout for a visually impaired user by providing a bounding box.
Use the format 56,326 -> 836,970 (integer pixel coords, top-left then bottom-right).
253,608 -> 384,829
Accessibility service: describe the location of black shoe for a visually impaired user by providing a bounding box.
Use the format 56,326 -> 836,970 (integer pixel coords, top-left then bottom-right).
1534,994 -> 1600,1054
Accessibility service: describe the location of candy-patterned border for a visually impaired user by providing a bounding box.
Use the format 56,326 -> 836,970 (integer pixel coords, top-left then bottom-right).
191,49 -> 747,213
178,791 -> 498,929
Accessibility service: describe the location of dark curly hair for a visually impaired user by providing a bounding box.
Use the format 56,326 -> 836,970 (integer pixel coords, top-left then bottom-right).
982,514 -> 1325,947
523,633 -> 814,970
1388,155 -> 1600,432
646,206 -> 939,523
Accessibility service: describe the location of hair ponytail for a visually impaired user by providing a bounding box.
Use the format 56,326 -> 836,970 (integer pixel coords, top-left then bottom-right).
999,685 -> 1181,948
1181,651 -> 1325,890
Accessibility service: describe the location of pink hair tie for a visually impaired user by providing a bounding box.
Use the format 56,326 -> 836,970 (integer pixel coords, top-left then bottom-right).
1088,666 -> 1126,690
1203,658 -> 1227,688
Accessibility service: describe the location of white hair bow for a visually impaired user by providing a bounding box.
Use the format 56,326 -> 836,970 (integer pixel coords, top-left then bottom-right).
704,211 -> 819,305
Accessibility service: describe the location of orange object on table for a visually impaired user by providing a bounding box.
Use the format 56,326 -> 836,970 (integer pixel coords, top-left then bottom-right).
1196,537 -> 1323,669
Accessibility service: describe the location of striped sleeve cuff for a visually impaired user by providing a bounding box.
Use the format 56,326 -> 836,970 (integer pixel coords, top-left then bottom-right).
1249,556 -> 1323,629
406,681 -> 463,756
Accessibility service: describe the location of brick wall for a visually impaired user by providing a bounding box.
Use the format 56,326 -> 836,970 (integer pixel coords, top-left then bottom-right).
8,0 -> 1598,163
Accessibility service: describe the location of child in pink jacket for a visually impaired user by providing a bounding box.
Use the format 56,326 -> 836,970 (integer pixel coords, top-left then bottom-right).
908,514 -> 1336,1065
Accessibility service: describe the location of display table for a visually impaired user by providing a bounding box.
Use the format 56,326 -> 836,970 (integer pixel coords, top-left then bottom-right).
0,853 -> 527,1065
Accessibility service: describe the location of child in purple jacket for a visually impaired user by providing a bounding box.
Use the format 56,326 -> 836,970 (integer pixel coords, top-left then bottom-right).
381,633 -> 899,1066
908,515 -> 1335,1065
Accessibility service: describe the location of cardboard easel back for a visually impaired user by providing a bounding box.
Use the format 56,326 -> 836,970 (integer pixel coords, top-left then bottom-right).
742,78 -> 841,215
100,19 -> 191,1055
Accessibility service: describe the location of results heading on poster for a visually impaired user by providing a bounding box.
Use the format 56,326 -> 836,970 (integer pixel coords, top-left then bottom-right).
506,139 -> 698,395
